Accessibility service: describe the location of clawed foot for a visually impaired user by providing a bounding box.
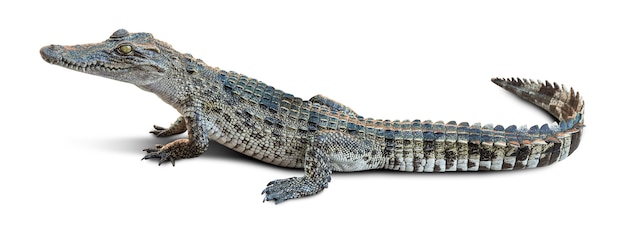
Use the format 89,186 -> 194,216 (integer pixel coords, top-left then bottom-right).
262,176 -> 328,204
141,139 -> 198,166
142,144 -> 177,166
149,124 -> 186,137
149,125 -> 169,137
149,117 -> 187,137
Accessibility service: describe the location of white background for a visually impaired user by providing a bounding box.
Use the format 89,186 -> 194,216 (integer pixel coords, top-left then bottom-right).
1,0 -> 623,229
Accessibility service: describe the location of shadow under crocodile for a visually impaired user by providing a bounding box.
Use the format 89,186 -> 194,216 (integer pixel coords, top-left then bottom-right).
93,134 -> 551,179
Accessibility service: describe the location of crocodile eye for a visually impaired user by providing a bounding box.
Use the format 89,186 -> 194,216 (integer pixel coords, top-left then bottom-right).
118,45 -> 133,54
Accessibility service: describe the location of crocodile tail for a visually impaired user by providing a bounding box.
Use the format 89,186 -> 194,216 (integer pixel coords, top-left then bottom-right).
491,78 -> 585,153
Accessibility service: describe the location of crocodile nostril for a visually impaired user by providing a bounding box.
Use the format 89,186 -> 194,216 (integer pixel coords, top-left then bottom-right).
40,45 -> 62,63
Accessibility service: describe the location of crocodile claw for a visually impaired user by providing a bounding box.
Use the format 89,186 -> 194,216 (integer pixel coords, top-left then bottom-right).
149,125 -> 168,136
262,177 -> 299,204
142,144 -> 175,166
262,176 -> 326,204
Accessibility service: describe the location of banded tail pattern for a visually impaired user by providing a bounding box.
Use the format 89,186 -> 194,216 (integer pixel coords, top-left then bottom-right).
382,78 -> 584,172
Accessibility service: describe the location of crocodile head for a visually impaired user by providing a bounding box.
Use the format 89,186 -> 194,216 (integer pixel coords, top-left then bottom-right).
41,29 -> 181,86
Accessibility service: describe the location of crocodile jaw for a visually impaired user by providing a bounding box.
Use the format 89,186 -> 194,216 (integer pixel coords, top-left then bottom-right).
40,44 -> 165,86
41,45 -> 130,74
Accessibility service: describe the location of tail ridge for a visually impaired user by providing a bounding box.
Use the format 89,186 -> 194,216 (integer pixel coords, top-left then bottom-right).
491,78 -> 585,153
491,78 -> 584,127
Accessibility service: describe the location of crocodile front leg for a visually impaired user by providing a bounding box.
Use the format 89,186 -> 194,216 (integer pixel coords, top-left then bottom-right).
142,107 -> 211,166
150,116 -> 187,137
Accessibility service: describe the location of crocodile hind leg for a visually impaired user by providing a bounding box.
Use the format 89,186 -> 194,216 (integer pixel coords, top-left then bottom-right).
262,134 -> 332,204
262,131 -> 382,203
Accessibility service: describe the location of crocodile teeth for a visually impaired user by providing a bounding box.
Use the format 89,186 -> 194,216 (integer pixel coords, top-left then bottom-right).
58,57 -> 126,72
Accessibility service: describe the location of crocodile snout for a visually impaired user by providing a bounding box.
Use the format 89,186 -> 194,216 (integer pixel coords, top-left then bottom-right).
40,45 -> 63,64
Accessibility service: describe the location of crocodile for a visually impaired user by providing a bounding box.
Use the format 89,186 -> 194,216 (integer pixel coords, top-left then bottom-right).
40,29 -> 585,204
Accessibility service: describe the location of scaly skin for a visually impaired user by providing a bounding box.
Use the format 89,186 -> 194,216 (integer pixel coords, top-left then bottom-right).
40,29 -> 585,204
